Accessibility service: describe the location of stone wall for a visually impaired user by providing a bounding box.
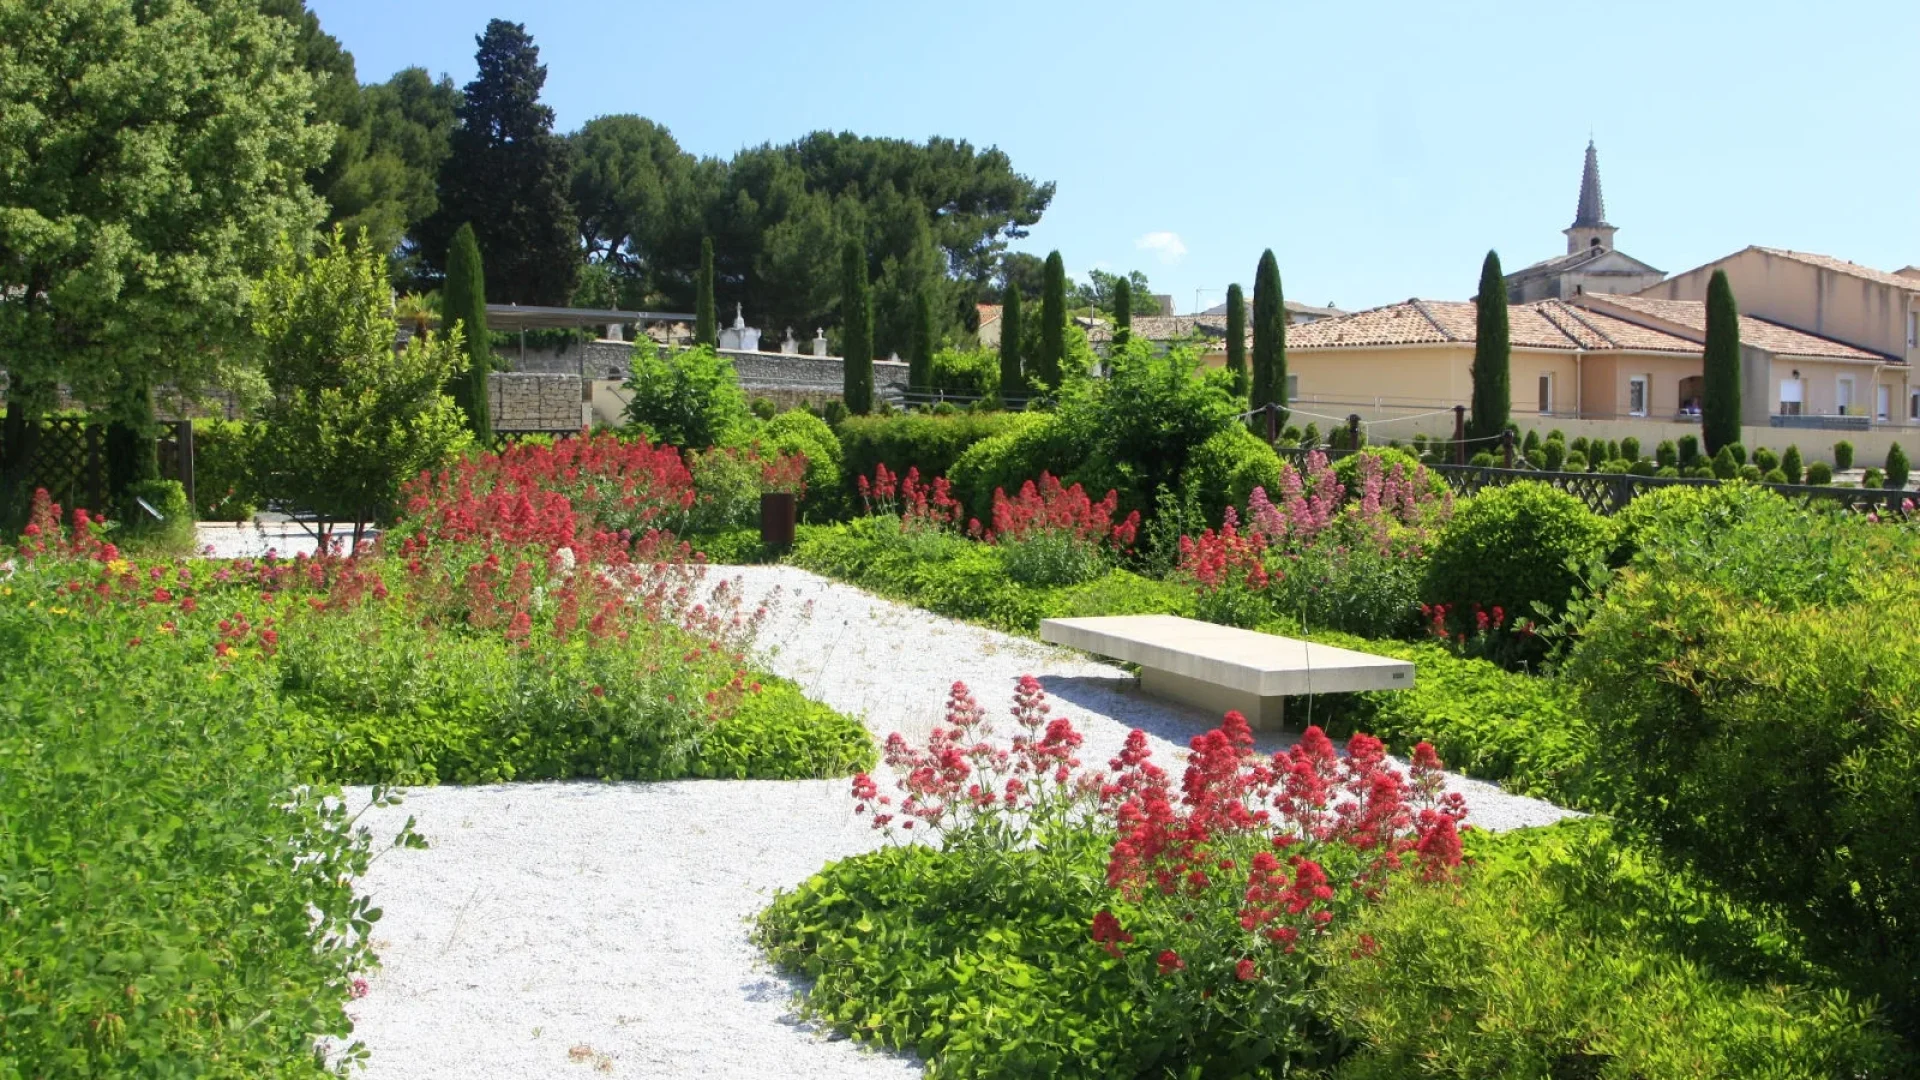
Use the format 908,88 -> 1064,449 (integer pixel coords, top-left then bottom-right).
504,340 -> 633,379
489,373 -> 586,432
722,350 -> 910,400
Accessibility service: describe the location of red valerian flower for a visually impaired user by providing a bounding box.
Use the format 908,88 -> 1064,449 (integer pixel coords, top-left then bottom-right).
1155,949 -> 1185,976
1090,909 -> 1134,958
1235,958 -> 1258,982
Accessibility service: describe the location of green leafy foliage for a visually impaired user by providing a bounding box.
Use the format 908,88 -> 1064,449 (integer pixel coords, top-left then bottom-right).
929,345 -> 998,398
1568,562 -> 1920,1041
1781,443 -> 1803,484
190,420 -> 266,521
1886,442 -> 1909,488
837,411 -> 1030,511
1834,439 -> 1855,471
757,408 -> 843,516
1421,482 -> 1613,642
622,341 -> 752,449
1325,821 -> 1903,1079
1807,459 -> 1833,484
114,479 -> 196,555
1182,426 -> 1282,524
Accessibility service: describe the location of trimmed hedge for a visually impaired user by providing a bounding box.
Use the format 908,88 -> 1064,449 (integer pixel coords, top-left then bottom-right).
835,412 -> 1031,505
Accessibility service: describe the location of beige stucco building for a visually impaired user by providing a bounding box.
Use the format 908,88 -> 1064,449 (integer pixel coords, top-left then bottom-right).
1281,295 -> 1888,429
1639,246 -> 1920,423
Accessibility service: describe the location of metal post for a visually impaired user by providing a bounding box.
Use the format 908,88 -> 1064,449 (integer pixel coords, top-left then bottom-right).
1452,405 -> 1467,465
1501,428 -> 1514,469
1347,413 -> 1362,452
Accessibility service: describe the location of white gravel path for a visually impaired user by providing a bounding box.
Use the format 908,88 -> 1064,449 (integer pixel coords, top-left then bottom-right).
338,566 -> 1575,1078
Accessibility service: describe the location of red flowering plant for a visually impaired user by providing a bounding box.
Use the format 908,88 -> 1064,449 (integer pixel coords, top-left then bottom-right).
1175,507 -> 1274,628
856,463 -> 966,536
849,678 -> 1467,1072
1418,600 -> 1541,667
969,473 -> 1142,587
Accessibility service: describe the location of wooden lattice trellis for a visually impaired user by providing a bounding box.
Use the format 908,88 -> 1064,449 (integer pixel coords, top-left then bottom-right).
1,414 -> 194,518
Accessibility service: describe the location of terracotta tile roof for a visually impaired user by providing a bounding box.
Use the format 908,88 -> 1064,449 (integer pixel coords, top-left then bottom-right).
1580,294 -> 1892,362
1286,298 -> 1701,354
976,303 -> 1002,327
1750,247 -> 1920,293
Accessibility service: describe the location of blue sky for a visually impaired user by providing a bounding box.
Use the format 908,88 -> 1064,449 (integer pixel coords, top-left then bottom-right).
313,0 -> 1920,315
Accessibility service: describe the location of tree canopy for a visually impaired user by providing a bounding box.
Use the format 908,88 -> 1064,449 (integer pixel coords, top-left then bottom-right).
417,19 -> 578,305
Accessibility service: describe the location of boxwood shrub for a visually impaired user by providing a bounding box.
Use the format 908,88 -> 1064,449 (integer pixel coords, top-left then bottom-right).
1420,481 -> 1613,631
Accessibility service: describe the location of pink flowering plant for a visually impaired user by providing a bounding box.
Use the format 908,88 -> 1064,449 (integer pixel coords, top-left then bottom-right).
830,677 -> 1468,1073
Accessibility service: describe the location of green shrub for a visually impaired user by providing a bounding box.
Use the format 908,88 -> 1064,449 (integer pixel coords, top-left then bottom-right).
1567,565 -> 1920,1040
758,408 -> 843,515
1655,439 -> 1678,468
1834,439 -> 1855,471
680,447 -> 768,534
1727,442 -> 1746,466
1541,439 -> 1566,471
1468,450 -> 1495,467
1608,482 -> 1877,606
115,478 -> 197,554
1676,433 -> 1700,467
823,398 -> 849,426
946,413 -> 1076,521
1737,463 -> 1763,482
1656,466 -> 1679,478
1302,421 -> 1320,447
1886,443 -> 1909,488
1764,467 -> 1788,484
1524,448 -> 1546,469
1325,821 -> 1904,1079
1628,459 -> 1657,477
836,410 -> 1029,504
1807,459 -> 1833,484
1563,450 -> 1587,471
1422,482 -> 1613,633
1052,339 -> 1240,516
0,573 -> 385,1075
1751,446 -> 1778,473
1183,425 -> 1281,524
930,345 -> 999,397
1521,429 -> 1540,455
190,418 -> 265,520
1711,445 -> 1738,479
1619,436 -> 1639,462
1863,466 -> 1883,487
622,342 -> 751,449
1782,444 -> 1804,484
750,396 -> 779,420
1603,439 -> 1620,463
691,679 -> 875,779
1570,436 -> 1590,457
1596,458 -> 1628,474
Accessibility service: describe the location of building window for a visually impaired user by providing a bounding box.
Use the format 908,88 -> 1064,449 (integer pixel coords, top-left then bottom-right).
1628,375 -> 1648,417
1910,311 -> 1918,348
1286,373 -> 1299,400
1878,384 -> 1891,422
1780,377 -> 1804,416
1910,390 -> 1920,421
1838,376 -> 1856,415
1538,373 -> 1553,414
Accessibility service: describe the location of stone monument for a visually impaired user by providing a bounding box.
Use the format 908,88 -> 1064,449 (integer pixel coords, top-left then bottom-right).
717,303 -> 762,352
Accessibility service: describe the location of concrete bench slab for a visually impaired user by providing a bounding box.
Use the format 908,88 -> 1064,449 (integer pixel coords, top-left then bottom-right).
1040,614 -> 1414,729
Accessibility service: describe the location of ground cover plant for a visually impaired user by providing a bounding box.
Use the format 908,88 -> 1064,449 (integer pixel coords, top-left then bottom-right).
0,459 -> 874,1073
759,680 -> 1469,1078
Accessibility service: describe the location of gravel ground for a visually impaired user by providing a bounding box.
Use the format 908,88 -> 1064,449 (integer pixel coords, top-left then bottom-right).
338,565 -> 1575,1078
195,520 -> 376,559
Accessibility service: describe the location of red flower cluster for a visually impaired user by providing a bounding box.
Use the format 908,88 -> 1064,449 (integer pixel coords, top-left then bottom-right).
856,464 -> 965,534
14,490 -> 118,566
1176,508 -> 1270,592
975,473 -> 1140,551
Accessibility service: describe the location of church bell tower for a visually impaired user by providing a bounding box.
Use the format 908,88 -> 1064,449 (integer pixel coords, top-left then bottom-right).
1564,140 -> 1618,255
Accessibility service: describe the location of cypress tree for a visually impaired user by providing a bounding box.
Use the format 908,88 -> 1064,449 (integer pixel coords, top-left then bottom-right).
1703,269 -> 1743,455
421,20 -> 578,304
1468,250 -> 1511,442
1112,276 -> 1132,350
1037,250 -> 1066,391
841,239 -> 873,414
1251,250 -> 1287,421
909,287 -> 934,395
998,285 -> 1024,403
1225,283 -> 1248,400
694,236 -> 717,347
443,222 -> 492,441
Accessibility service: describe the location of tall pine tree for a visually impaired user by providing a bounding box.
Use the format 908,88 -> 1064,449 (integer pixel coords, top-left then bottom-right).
1251,250 -> 1287,421
694,236 -> 717,346
841,239 -> 874,414
1467,250 -> 1511,442
419,20 -> 578,304
1037,250 -> 1067,391
1225,283 -> 1248,400
998,285 -> 1024,403
1703,269 -> 1743,455
442,223 -> 492,440
1112,276 -> 1133,350
909,287 -> 934,394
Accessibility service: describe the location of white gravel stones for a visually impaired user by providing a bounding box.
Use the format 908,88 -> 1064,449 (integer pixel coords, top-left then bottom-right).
340,565 -> 1575,1078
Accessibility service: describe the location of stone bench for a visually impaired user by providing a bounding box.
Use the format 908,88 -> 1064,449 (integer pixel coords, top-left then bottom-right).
1040,614 -> 1414,729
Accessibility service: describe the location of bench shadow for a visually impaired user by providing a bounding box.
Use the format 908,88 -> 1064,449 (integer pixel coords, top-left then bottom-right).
1035,674 -> 1307,755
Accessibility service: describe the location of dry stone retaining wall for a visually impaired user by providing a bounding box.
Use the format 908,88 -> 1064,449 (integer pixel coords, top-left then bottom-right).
488,373 -> 586,432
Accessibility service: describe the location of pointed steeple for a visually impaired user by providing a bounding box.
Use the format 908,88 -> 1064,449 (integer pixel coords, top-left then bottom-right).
1572,139 -> 1608,228
1564,139 -> 1618,255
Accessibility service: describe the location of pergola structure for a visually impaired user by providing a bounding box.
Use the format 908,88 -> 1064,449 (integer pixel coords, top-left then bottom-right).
483,304 -> 698,370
